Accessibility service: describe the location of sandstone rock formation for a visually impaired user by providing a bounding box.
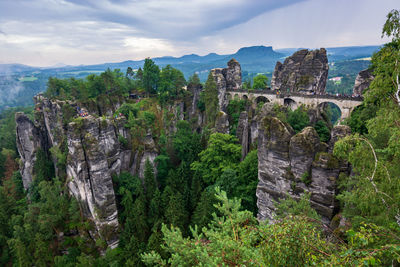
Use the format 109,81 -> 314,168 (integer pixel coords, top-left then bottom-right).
353,69 -> 374,96
236,111 -> 249,160
15,112 -> 48,189
211,58 -> 242,111
271,49 -> 329,94
214,111 -> 230,134
225,59 -> 242,91
256,112 -> 351,223
66,116 -> 119,248
15,96 -> 159,249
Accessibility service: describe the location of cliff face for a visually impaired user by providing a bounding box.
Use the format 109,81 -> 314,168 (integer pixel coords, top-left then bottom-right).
15,95 -> 160,248
353,69 -> 374,96
66,116 -> 120,248
256,113 -> 351,223
15,112 -> 48,189
271,49 -> 329,94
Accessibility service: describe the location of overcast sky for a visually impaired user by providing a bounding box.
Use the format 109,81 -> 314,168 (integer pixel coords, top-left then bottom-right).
0,0 -> 397,67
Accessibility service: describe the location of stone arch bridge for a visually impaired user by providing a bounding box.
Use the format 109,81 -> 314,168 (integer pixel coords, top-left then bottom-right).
226,90 -> 363,121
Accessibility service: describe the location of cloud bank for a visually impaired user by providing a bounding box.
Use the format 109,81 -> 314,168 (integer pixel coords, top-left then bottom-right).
0,0 -> 397,66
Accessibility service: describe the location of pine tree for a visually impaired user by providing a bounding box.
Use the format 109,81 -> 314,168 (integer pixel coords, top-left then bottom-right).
204,72 -> 219,126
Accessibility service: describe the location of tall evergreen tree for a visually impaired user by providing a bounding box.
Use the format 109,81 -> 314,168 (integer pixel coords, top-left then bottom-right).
142,58 -> 160,95
204,72 -> 219,126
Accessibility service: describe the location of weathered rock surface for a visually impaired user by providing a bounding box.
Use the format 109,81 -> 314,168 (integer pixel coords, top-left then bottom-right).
329,125 -> 352,152
236,111 -> 249,159
353,69 -> 374,96
214,111 -> 230,134
211,59 -> 242,111
271,49 -> 329,94
225,59 -> 242,91
15,96 -> 161,249
15,112 -> 48,189
66,116 -> 119,248
256,115 -> 350,222
256,116 -> 294,221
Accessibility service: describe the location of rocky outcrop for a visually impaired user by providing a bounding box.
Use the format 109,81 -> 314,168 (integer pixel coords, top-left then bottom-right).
66,116 -> 119,248
211,59 -> 242,111
211,68 -> 227,112
256,115 -> 350,223
271,49 -> 329,94
15,96 -> 161,249
329,125 -> 351,152
15,112 -> 48,189
256,116 -> 294,221
353,69 -> 374,96
214,111 -> 230,134
236,111 -> 249,159
225,59 -> 242,91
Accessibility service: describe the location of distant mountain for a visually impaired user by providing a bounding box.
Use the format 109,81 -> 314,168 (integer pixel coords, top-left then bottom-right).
0,64 -> 38,75
325,45 -> 381,61
276,45 -> 381,62
0,44 -> 380,111
1,45 -> 381,78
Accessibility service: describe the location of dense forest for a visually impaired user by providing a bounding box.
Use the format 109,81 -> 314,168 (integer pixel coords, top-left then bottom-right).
0,10 -> 399,266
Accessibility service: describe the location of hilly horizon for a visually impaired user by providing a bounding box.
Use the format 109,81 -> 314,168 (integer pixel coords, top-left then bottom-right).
0,45 -> 381,76
0,44 -> 380,111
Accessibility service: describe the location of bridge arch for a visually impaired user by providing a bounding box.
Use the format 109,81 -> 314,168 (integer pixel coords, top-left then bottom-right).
317,102 -> 342,125
255,96 -> 270,104
242,95 -> 248,101
284,98 -> 297,110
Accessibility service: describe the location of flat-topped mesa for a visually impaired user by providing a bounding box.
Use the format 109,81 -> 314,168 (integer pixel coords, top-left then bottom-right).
271,48 -> 329,95
353,69 -> 374,96
211,58 -> 242,111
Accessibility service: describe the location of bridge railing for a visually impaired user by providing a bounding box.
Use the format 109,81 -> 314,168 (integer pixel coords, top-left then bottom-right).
226,89 -> 363,101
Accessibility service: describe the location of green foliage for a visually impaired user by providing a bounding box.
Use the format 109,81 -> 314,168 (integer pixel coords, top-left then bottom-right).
235,150 -> 259,214
275,193 -> 320,220
158,65 -> 186,104
382,9 -> 400,40
191,133 -> 241,185
300,171 -> 311,185
287,106 -> 309,133
118,103 -> 140,118
46,68 -> 129,100
334,135 -> 400,228
172,120 -> 202,163
252,74 -> 268,90
242,78 -> 252,90
143,188 -> 400,266
143,58 -> 160,94
187,73 -> 200,87
204,72 -> 219,126
226,99 -> 246,136
314,120 -> 330,143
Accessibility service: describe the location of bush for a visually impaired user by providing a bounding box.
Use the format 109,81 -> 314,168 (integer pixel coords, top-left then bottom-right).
287,106 -> 309,133
314,120 -> 331,143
